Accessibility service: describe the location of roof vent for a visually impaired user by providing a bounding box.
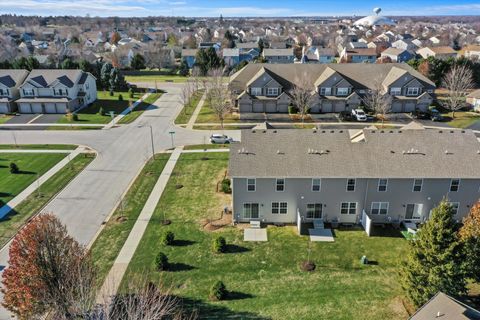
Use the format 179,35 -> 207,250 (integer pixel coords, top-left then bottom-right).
330,130 -> 334,133
251,129 -> 256,133
445,150 -> 453,155
439,130 -> 443,133
273,130 -> 277,133
450,130 -> 454,133
277,150 -> 284,155
312,128 -> 317,133
461,130 -> 465,133
380,130 -> 385,133
339,130 -> 343,133
403,148 -> 424,155
322,130 -> 326,133
398,130 -> 402,133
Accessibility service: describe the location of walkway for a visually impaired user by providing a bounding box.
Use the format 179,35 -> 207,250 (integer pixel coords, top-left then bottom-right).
0,146 -> 87,219
98,146 -> 183,301
103,91 -> 153,129
186,91 -> 206,129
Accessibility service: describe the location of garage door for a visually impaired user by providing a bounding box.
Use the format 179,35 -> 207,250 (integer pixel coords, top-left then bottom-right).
45,103 -> 56,113
322,102 -> 333,113
334,102 -> 345,112
31,103 -> 43,113
265,102 -> 276,113
56,103 -> 68,114
18,103 -> 32,113
239,103 -> 252,113
0,103 -> 9,114
253,102 -> 264,113
277,103 -> 288,113
392,102 -> 402,113
405,102 -> 416,113
310,103 -> 320,113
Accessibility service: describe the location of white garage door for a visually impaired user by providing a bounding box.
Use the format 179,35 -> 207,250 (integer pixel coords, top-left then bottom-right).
405,102 -> 416,113
322,102 -> 333,113
18,103 -> 32,113
56,103 -> 68,114
239,103 -> 252,113
31,103 -> 43,113
253,102 -> 264,113
0,103 -> 8,114
265,102 -> 276,113
392,102 -> 402,113
45,103 -> 56,113
277,103 -> 288,113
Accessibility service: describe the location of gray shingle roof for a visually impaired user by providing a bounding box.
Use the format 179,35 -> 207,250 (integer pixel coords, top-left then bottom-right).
23,69 -> 83,88
0,69 -> 29,88
410,292 -> 480,320
229,125 -> 480,179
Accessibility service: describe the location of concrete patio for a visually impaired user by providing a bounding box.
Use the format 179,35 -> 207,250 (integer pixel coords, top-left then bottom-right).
309,228 -> 335,242
244,228 -> 268,241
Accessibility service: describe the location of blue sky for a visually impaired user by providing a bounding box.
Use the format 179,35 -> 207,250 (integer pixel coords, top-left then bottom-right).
1,0 -> 480,17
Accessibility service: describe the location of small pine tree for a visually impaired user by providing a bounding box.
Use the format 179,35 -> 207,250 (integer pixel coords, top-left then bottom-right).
72,114 -> 79,121
128,88 -> 134,99
155,252 -> 168,271
9,162 -> 19,174
399,200 -> 467,307
162,231 -> 175,246
118,94 -> 123,101
212,236 -> 226,253
109,90 -> 114,97
209,281 -> 227,301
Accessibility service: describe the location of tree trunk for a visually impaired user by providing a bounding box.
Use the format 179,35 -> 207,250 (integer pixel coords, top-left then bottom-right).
452,110 -> 456,119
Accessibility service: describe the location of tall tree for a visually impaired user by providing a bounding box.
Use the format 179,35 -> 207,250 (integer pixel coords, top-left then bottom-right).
195,47 -> 222,76
399,200 -> 467,308
206,68 -> 233,130
459,202 -> 480,282
100,62 -> 113,90
130,53 -> 146,70
290,73 -> 315,126
442,64 -> 474,118
362,78 -> 392,127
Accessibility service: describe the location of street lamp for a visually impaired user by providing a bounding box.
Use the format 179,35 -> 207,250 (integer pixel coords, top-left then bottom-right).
138,124 -> 155,160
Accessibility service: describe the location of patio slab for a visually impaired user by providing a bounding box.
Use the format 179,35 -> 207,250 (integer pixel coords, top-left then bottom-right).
244,228 -> 268,241
309,228 -> 335,242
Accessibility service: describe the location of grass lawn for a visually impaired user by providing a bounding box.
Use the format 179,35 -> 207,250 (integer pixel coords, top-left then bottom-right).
125,75 -> 189,83
0,153 -> 94,248
194,100 -> 239,124
47,126 -> 104,130
118,92 -> 163,124
90,154 -> 170,282
175,90 -> 205,125
0,153 -> 66,205
442,112 -> 480,129
0,115 -> 12,124
0,144 -> 76,150
193,125 -> 253,130
122,153 -> 409,320
183,144 -> 230,150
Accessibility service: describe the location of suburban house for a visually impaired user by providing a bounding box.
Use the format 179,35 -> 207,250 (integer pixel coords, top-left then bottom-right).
236,42 -> 260,62
380,47 -> 414,62
339,48 -> 377,63
262,48 -> 295,63
228,124 -> 480,227
222,48 -> 240,67
181,49 -> 198,68
0,69 -> 29,114
463,45 -> 480,59
417,46 -> 458,60
300,47 -> 336,63
391,39 -> 418,52
16,69 -> 97,114
229,63 -> 435,114
467,89 -> 480,112
410,292 -> 480,320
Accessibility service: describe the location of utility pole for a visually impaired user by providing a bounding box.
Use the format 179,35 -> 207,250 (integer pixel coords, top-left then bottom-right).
149,125 -> 155,160
168,131 -> 175,149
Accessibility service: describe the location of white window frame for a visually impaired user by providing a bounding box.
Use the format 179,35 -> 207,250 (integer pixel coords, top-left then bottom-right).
413,179 -> 423,192
371,202 -> 389,215
250,87 -> 262,96
406,87 -> 419,96
271,202 -> 279,214
390,87 -> 401,96
279,202 -> 288,214
346,178 -> 356,192
377,179 -> 388,192
448,202 -> 459,215
243,203 -> 259,219
311,178 -> 321,192
306,203 -> 323,219
450,179 -> 460,192
266,87 -> 279,96
320,87 -> 331,96
247,178 -> 256,192
275,178 -> 285,192
340,202 -> 357,215
337,87 -> 349,96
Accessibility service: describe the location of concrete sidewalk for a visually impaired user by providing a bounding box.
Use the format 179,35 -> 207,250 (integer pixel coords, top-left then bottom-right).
104,91 -> 153,129
98,146 -> 183,301
0,147 -> 85,219
186,91 -> 206,129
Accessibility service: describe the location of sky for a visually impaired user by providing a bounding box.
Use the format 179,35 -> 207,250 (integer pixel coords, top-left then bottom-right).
1,0 -> 480,17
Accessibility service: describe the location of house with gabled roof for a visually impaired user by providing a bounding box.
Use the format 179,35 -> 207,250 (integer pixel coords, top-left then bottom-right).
417,46 -> 458,60
0,69 -> 29,113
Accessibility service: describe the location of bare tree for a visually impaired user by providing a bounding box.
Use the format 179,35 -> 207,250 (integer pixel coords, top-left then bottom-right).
179,80 -> 194,116
206,69 -> 233,131
442,64 -> 475,118
290,73 -> 315,127
362,79 -> 392,128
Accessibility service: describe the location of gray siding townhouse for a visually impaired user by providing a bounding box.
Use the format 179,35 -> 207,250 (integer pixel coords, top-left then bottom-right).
230,63 -> 435,114
262,48 -> 295,63
17,69 -> 97,114
0,69 -> 29,113
229,124 -> 480,227
380,47 -> 414,62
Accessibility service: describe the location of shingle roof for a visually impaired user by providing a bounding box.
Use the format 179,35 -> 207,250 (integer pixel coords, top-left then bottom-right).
428,46 -> 457,54
229,124 -> 480,179
0,69 -> 29,88
23,69 -> 83,88
263,48 -> 294,57
410,292 -> 480,320
381,47 -> 407,56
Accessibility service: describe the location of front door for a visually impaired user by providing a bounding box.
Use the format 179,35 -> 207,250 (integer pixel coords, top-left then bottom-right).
306,203 -> 323,219
405,204 -> 423,220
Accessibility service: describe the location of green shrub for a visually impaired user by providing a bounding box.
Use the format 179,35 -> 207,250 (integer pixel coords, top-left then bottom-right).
128,88 -> 134,98
209,281 -> 227,301
72,113 -> 79,121
118,94 -> 123,101
162,231 -> 175,245
288,106 -> 298,114
221,178 -> 231,194
212,236 -> 226,253
9,162 -> 19,174
109,90 -> 114,97
155,252 -> 168,271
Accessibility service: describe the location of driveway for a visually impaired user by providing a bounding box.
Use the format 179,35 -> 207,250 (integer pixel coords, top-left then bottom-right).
30,114 -> 63,124
5,114 -> 39,124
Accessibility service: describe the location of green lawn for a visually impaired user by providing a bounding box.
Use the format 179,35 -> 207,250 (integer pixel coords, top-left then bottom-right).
0,144 -> 76,150
0,154 -> 94,248
125,75 -> 189,83
122,153 -> 409,320
175,89 -> 205,125
183,144 -> 230,150
442,112 -> 480,129
47,126 -> 104,131
194,100 -> 239,124
193,125 -> 253,130
0,115 -> 12,124
90,154 -> 170,282
0,153 -> 66,205
118,92 -> 163,124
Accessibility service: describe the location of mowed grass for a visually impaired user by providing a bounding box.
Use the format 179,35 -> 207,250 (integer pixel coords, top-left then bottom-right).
0,153 -> 66,205
0,154 -> 94,248
183,144 -> 230,150
125,75 -> 189,83
0,144 -> 76,150
90,154 -> 170,282
118,92 -> 163,124
122,153 -> 409,320
0,115 -> 12,124
442,111 -> 480,129
194,100 -> 239,124
175,89 -> 205,125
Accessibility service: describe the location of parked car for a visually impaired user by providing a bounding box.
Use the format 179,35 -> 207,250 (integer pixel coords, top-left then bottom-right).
339,111 -> 353,121
210,134 -> 233,144
410,110 -> 430,120
428,108 -> 444,121
351,109 -> 367,121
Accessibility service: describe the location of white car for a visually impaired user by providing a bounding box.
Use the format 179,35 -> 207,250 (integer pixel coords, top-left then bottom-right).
351,109 -> 367,121
210,134 -> 233,144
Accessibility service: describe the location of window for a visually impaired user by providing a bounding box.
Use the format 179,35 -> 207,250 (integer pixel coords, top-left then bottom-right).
413,179 -> 423,192
247,178 -> 256,192
371,202 -> 389,215
341,202 -> 357,215
448,202 -> 459,215
346,178 -> 356,192
312,178 -> 321,192
267,87 -> 279,96
272,202 -> 288,214
276,178 -> 285,192
250,87 -> 262,96
406,87 -> 419,96
378,179 -> 388,192
337,87 -> 349,96
405,203 -> 423,220
23,88 -> 34,96
450,179 -> 460,192
390,87 -> 401,96
243,203 -> 259,219
320,87 -> 331,96
306,203 -> 323,219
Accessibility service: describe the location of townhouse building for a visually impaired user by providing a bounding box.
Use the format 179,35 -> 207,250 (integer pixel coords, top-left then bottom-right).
0,69 -> 29,113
